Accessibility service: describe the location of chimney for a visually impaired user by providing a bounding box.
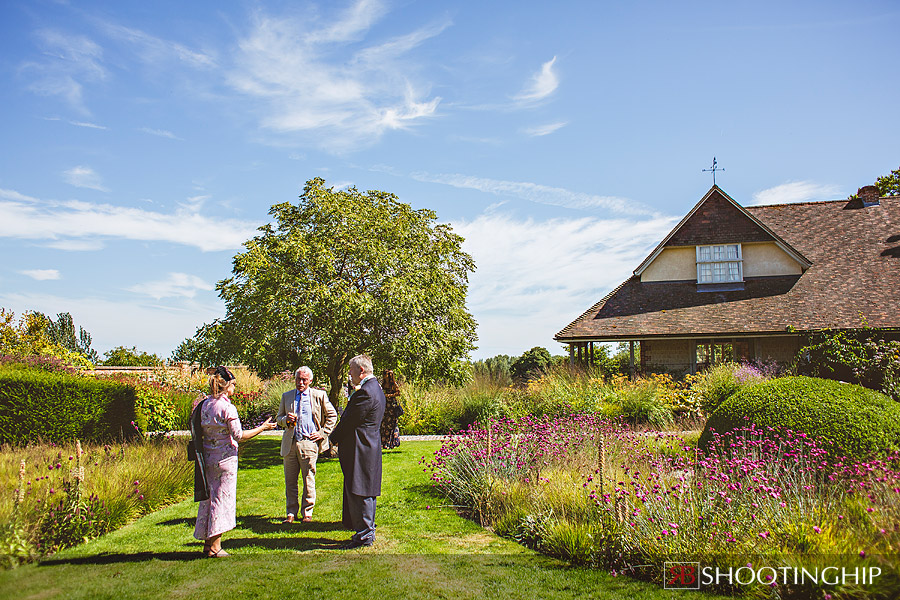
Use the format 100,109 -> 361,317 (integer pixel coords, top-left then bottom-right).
858,185 -> 881,206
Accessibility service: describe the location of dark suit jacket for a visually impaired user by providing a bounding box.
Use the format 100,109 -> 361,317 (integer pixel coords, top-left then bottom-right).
330,376 -> 386,497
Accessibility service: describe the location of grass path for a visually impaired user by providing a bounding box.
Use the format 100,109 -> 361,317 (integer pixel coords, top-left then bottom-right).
0,440 -> 725,599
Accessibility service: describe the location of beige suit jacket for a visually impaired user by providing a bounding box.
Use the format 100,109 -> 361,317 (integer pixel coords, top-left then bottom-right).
277,387 -> 337,456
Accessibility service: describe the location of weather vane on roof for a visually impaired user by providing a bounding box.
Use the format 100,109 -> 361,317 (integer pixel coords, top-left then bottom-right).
702,157 -> 724,186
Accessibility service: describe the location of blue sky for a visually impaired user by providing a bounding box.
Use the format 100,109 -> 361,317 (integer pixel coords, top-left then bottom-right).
1,0 -> 898,361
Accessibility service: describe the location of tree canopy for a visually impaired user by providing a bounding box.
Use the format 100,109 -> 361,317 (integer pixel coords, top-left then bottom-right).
0,308 -> 96,368
102,345 -> 164,367
36,311 -> 99,363
175,178 -> 477,405
510,346 -> 553,382
850,165 -> 900,200
875,165 -> 900,197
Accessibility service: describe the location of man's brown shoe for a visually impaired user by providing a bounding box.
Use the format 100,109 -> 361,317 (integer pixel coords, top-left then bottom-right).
282,515 -> 295,524
301,516 -> 312,523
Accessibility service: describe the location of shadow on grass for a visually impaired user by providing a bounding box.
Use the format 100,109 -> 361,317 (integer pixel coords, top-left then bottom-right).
404,482 -> 443,499
235,514 -> 349,535
39,551 -> 206,565
157,517 -> 194,527
224,536 -> 345,552
237,438 -> 283,470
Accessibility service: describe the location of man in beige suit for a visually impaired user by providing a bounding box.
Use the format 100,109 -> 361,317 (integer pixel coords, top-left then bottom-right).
277,366 -> 337,524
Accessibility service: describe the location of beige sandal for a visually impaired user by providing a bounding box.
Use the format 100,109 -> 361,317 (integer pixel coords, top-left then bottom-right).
206,548 -> 230,558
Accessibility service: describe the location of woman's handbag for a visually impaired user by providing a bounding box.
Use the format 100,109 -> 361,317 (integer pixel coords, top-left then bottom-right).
188,399 -> 210,502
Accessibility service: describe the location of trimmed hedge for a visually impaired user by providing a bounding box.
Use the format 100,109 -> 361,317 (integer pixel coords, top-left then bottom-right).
699,376 -> 900,460
0,366 -> 138,445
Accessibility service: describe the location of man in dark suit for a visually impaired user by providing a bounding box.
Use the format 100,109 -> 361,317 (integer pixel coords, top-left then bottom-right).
329,354 -> 385,548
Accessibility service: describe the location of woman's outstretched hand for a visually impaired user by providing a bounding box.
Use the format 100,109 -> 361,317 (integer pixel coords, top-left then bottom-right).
242,417 -> 277,442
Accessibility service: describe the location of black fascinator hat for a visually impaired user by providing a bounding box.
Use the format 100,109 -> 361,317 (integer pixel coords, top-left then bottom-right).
207,365 -> 236,382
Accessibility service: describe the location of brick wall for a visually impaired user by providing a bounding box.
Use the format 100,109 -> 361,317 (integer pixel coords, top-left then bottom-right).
667,189 -> 772,247
754,336 -> 800,364
641,339 -> 693,376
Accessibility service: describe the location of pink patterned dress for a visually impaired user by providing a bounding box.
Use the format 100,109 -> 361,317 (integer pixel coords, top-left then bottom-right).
193,394 -> 243,541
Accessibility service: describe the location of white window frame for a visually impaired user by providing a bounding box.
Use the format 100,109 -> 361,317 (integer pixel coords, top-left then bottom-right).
696,244 -> 743,284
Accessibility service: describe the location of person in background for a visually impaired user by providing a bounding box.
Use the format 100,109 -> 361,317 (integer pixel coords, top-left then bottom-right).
379,370 -> 403,449
192,366 -> 275,557
330,354 -> 385,549
276,366 -> 337,524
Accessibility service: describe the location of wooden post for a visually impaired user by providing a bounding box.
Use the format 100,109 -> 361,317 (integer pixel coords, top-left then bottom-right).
629,341 -> 635,380
569,343 -> 574,367
597,426 -> 605,500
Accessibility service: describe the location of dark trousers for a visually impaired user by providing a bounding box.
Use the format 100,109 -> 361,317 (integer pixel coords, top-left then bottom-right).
343,489 -> 377,544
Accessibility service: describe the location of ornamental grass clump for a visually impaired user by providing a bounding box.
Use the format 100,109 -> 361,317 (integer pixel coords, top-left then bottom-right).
427,413 -> 614,529
0,437 -> 191,567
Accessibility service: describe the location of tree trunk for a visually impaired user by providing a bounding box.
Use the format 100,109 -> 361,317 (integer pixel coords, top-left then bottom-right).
325,351 -> 347,412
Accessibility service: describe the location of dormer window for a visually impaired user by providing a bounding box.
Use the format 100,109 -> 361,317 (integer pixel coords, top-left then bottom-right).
697,244 -> 742,283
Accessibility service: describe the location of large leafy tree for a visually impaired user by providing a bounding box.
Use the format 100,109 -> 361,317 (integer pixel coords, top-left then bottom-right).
102,345 -> 164,367
35,311 -> 100,363
177,178 -> 477,406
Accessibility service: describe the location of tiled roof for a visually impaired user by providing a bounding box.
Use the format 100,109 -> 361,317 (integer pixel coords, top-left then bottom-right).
556,194 -> 900,341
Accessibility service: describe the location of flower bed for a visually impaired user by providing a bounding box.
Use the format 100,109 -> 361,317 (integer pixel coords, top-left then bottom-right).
427,415 -> 900,597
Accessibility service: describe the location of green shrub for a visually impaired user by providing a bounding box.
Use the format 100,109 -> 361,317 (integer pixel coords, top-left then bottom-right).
797,329 -> 900,401
694,363 -> 742,412
132,383 -> 179,433
542,521 -> 596,565
699,376 -> 900,460
0,367 -> 137,445
614,379 -> 673,427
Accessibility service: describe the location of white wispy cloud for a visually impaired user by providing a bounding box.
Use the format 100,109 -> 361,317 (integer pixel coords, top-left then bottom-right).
63,165 -> 108,191
523,121 -> 568,137
0,188 -> 41,203
452,212 -> 678,357
228,2 -> 447,152
411,172 -> 656,216
96,21 -> 216,68
127,273 -> 214,300
45,239 -> 105,251
0,291 -> 224,357
70,120 -> 107,129
0,190 -> 258,252
513,56 -> 559,104
307,0 -> 387,44
21,29 -> 108,114
139,127 -> 182,140
750,181 -> 843,205
20,269 -> 61,281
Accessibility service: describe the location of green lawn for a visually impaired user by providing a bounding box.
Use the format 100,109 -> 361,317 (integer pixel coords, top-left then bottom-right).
0,440 -> 729,599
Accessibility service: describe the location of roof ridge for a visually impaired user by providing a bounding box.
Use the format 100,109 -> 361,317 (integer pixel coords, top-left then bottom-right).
748,199 -> 848,208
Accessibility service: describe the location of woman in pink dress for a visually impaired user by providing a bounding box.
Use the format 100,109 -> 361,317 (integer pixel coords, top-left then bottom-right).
193,366 -> 275,557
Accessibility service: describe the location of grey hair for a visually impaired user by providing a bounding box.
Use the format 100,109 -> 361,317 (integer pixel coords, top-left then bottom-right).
294,366 -> 314,380
349,354 -> 373,374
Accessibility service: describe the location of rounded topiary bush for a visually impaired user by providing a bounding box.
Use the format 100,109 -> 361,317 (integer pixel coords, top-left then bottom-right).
699,376 -> 900,460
